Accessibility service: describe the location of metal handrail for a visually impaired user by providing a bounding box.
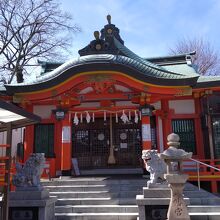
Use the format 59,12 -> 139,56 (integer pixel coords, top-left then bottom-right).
188,158 -> 220,190
190,158 -> 220,172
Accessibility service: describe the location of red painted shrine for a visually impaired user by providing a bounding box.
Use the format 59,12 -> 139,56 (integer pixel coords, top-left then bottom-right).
1,15 -> 220,192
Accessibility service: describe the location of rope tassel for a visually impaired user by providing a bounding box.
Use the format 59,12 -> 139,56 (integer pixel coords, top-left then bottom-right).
121,110 -> 129,124
74,112 -> 79,125
86,111 -> 91,123
134,110 -> 138,124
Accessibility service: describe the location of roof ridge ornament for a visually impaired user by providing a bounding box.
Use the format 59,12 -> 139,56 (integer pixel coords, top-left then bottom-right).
94,31 -> 100,40
78,15 -> 124,56
107,14 -> 111,24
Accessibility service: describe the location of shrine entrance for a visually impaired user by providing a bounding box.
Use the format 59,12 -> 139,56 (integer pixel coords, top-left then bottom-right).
72,118 -> 142,169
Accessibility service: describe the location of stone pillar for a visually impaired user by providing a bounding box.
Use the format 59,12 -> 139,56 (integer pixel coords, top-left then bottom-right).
165,174 -> 189,220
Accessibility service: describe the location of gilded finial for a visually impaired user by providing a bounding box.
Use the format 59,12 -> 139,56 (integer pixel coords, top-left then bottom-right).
94,31 -> 100,40
107,14 -> 111,24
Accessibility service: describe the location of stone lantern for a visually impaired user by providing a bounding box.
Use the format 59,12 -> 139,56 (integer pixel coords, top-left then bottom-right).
160,133 -> 192,220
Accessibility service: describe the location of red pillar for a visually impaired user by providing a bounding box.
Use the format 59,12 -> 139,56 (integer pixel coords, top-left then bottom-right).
161,100 -> 172,149
211,181 -> 218,193
24,125 -> 34,162
60,113 -> 72,175
142,115 -> 151,150
194,98 -> 205,159
23,105 -> 34,162
54,120 -> 62,174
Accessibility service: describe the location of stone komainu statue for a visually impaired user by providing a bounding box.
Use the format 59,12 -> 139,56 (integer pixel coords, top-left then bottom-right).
142,150 -> 166,187
13,153 -> 45,187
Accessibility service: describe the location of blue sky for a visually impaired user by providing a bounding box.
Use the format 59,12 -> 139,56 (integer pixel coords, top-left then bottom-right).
60,0 -> 220,58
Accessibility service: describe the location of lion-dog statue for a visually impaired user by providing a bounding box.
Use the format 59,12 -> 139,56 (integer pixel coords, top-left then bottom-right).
142,150 -> 167,187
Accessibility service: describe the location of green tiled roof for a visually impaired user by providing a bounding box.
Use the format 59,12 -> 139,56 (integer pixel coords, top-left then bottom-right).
5,52 -> 200,95
113,37 -> 167,71
193,75 -> 220,88
197,76 -> 220,82
162,64 -> 198,77
113,37 -> 199,79
112,54 -> 195,79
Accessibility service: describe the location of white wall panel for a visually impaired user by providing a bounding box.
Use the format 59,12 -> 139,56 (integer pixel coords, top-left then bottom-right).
33,105 -> 55,119
169,100 -> 195,114
115,101 -> 138,106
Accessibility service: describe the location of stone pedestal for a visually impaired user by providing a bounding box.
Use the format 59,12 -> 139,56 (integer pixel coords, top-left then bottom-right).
9,187 -> 57,220
165,174 -> 190,220
136,185 -> 189,220
136,185 -> 171,220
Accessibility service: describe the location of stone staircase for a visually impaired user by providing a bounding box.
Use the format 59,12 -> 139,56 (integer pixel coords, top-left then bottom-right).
41,175 -> 220,220
42,175 -> 143,220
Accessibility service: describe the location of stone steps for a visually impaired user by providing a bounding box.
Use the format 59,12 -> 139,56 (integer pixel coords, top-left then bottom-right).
41,176 -> 220,220
55,205 -> 138,213
189,212 -> 220,220
188,205 -> 220,220
188,205 -> 220,212
45,185 -> 144,192
50,191 -> 142,198
43,175 -> 144,220
55,212 -> 138,220
55,197 -> 137,206
43,178 -> 147,186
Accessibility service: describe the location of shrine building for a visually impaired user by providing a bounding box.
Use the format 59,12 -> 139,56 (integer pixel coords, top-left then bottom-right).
1,16 -> 220,188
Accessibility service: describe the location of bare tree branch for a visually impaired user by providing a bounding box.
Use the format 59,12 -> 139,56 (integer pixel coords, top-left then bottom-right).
169,37 -> 220,76
0,0 -> 80,83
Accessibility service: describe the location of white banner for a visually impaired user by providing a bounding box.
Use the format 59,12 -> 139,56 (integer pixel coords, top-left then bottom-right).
142,124 -> 151,141
62,126 -> 71,143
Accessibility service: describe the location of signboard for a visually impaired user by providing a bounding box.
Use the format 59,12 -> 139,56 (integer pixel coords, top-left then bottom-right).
120,143 -> 127,149
62,126 -> 71,143
142,124 -> 151,141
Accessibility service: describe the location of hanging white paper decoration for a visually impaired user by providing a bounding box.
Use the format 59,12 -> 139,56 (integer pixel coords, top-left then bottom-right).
86,111 -> 91,123
92,112 -> 95,122
121,110 -> 129,124
128,111 -> 131,121
134,110 -> 139,124
73,112 -> 79,125
80,113 -> 83,123
116,112 -> 118,123
104,111 -> 106,121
